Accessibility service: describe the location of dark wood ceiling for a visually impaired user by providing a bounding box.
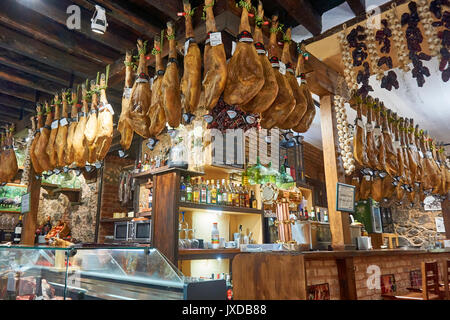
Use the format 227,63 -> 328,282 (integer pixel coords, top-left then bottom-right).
0,0 -> 365,132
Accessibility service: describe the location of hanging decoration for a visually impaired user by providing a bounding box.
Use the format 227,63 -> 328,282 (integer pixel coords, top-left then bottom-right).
338,25 -> 359,91
334,95 -> 355,176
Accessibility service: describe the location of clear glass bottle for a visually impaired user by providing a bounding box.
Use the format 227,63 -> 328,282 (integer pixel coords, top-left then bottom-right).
221,179 -> 227,206
193,178 -> 200,203
186,176 -> 193,202
211,222 -> 220,249
180,176 -> 186,202
206,180 -> 212,204
216,180 -> 222,205
200,178 -> 207,204
211,179 -> 217,204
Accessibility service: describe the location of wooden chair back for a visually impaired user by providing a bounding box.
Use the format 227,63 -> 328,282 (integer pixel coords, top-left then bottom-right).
421,261 -> 440,300
444,259 -> 450,300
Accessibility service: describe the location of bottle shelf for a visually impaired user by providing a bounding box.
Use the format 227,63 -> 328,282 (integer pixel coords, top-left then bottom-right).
99,217 -> 133,223
178,248 -> 242,260
179,202 -> 262,215
132,167 -> 204,181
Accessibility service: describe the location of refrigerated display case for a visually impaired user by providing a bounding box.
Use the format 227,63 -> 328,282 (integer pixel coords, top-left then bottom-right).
0,246 -> 225,300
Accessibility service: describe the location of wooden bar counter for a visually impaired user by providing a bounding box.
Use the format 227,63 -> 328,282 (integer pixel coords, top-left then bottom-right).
232,249 -> 450,300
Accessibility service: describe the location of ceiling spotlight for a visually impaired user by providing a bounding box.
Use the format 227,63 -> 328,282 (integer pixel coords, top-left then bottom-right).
91,5 -> 108,34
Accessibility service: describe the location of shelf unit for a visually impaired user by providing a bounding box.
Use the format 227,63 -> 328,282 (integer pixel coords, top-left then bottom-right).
179,202 -> 262,215
178,249 -> 242,260
99,217 -> 133,223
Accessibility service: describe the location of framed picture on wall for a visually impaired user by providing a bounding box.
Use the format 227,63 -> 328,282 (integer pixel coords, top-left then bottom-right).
336,182 -> 355,213
0,183 -> 27,213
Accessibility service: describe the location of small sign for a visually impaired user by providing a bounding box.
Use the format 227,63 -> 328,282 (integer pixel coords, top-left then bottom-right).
435,217 -> 445,233
336,182 -> 355,213
21,193 -> 31,214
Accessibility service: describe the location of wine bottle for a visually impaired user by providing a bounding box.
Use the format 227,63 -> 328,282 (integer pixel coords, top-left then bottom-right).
13,216 -> 23,244
250,191 -> 257,209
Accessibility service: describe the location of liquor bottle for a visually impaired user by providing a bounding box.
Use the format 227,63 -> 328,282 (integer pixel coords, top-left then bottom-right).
316,207 -> 321,222
216,180 -> 222,205
221,179 -> 227,206
250,191 -> 257,209
43,216 -> 52,236
136,159 -> 142,172
211,179 -> 217,204
232,183 -> 240,207
13,216 -> 23,244
310,207 -> 316,221
206,180 -> 212,204
227,180 -> 233,206
304,209 -> 309,220
193,178 -> 200,203
211,222 -> 220,249
239,184 -> 245,207
143,153 -> 149,171
283,155 -> 290,176
244,186 -> 250,208
324,210 -> 329,223
242,164 -> 249,186
186,176 -> 193,202
200,178 -> 207,204
180,176 -> 186,202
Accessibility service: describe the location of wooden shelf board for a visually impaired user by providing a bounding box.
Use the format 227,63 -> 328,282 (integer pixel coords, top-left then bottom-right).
179,202 -> 262,215
100,217 -> 133,223
178,248 -> 242,260
133,167 -> 204,180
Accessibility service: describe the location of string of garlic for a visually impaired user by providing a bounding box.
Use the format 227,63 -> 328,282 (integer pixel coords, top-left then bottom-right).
338,25 -> 358,91
20,129 -> 34,186
365,12 -> 384,81
417,0 -> 441,56
387,3 -> 411,72
334,95 -> 355,175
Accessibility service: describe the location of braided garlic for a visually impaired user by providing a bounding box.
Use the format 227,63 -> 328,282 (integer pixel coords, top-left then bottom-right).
386,3 -> 411,72
338,25 -> 358,91
365,12 -> 384,81
20,129 -> 34,186
334,95 -> 355,175
417,0 -> 441,56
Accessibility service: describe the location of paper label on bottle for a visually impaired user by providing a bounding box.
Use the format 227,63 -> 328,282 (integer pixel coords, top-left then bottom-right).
231,41 -> 237,56
209,32 -> 222,47
59,118 -> 68,127
51,120 -> 59,129
212,234 -> 220,244
279,61 -> 286,75
15,227 -> 22,234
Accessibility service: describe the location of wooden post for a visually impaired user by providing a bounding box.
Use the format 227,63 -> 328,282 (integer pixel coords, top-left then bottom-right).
21,166 -> 41,245
320,95 -> 351,250
443,192 -> 450,240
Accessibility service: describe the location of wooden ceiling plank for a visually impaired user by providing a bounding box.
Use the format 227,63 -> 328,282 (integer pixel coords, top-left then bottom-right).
0,25 -> 101,78
0,93 -> 35,112
273,0 -> 322,36
141,0 -> 182,20
15,0 -> 135,53
71,0 -> 161,38
0,79 -> 36,102
346,0 -> 366,16
0,1 -> 116,65
0,105 -> 23,120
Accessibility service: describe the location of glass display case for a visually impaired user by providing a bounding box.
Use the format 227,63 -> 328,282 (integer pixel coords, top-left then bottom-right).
0,246 -> 225,300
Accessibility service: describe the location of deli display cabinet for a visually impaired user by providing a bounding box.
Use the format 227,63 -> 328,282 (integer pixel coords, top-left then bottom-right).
0,246 -> 225,300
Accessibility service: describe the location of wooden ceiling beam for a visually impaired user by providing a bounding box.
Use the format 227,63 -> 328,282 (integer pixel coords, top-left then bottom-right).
0,79 -> 37,102
71,0 -> 161,38
0,93 -> 35,113
141,0 -> 182,20
346,0 -> 366,16
0,24 -> 101,78
0,1 -> 117,65
15,0 -> 135,53
273,0 -> 322,36
0,105 -> 23,120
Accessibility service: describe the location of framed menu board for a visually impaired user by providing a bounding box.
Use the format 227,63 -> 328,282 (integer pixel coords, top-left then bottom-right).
336,182 -> 355,213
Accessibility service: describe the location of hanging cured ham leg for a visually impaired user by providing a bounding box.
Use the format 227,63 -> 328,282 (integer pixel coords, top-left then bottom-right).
65,89 -> 79,166
292,44 -> 316,133
240,1 -> 278,114
180,0 -> 201,123
382,109 -> 398,178
118,51 -> 134,151
224,0 -> 264,106
55,90 -> 70,168
129,39 -> 151,138
261,16 -> 295,129
162,21 -> 182,128
73,84 -> 89,168
34,102 -> 52,172
371,104 -> 384,202
148,37 -> 167,141
85,81 -> 99,164
30,107 -> 44,174
202,0 -> 227,110
95,73 -> 114,162
46,94 -> 61,170
278,28 -> 307,130
0,132 -> 5,182
3,125 -> 18,182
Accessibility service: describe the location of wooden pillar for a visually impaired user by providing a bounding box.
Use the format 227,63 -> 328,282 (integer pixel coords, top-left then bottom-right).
21,166 -> 41,245
443,192 -> 450,239
320,95 -> 351,250
152,170 -> 180,264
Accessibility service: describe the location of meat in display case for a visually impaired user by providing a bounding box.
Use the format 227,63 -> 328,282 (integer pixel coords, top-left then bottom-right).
0,246 -> 225,300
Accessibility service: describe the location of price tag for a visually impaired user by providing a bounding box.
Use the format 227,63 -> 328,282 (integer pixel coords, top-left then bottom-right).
59,118 -> 68,127
297,76 -> 302,86
184,39 -> 190,56
356,119 -> 364,128
419,150 -> 424,158
51,120 -> 59,129
105,104 -> 115,115
40,128 -> 44,133
409,144 -> 417,152
123,88 -> 132,99
365,175 -> 371,181
231,41 -> 237,56
374,127 -> 382,137
366,123 -> 373,132
209,32 -> 222,47
279,61 -> 286,75
426,151 -> 432,158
